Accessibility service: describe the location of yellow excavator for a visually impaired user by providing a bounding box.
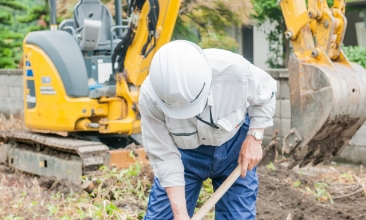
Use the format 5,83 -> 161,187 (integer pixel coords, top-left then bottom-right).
0,0 -> 365,184
0,0 -> 180,183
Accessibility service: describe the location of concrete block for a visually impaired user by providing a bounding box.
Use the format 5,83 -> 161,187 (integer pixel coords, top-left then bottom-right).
280,80 -> 290,99
262,135 -> 272,147
12,98 -> 24,110
9,75 -> 22,86
264,118 -> 280,137
280,99 -> 291,119
267,70 -> 279,79
0,86 -> 10,97
0,75 -> 10,86
0,69 -> 22,75
11,108 -> 23,118
0,97 -> 23,117
9,87 -> 23,98
0,97 -> 11,108
338,145 -> 366,165
276,79 -> 281,98
280,118 -> 291,137
2,108 -> 11,117
349,125 -> 366,146
275,100 -> 281,118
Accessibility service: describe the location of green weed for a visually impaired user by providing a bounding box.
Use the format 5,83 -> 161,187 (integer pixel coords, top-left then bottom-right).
266,162 -> 276,171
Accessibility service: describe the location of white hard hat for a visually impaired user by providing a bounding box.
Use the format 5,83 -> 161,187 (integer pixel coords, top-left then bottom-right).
149,40 -> 212,119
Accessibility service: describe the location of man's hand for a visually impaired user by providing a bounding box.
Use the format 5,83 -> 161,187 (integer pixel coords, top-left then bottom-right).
238,128 -> 264,178
166,186 -> 190,220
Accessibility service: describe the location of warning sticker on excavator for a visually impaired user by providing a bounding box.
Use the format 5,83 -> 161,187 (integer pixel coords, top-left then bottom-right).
41,76 -> 51,84
26,95 -> 36,103
40,86 -> 56,95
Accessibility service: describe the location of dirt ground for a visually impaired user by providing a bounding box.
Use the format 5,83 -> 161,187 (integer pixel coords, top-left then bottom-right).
0,113 -> 365,219
1,160 -> 365,219
256,165 -> 366,220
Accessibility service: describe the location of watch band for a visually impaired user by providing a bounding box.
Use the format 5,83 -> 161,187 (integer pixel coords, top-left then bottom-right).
247,130 -> 264,141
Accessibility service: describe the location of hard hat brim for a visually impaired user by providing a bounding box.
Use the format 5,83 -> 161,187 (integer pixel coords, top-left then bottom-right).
152,81 -> 211,119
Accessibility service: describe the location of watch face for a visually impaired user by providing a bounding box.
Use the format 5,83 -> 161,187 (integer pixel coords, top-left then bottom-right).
254,132 -> 263,140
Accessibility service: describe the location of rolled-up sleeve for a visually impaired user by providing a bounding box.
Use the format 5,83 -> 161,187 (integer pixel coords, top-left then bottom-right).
139,83 -> 185,187
244,59 -> 277,129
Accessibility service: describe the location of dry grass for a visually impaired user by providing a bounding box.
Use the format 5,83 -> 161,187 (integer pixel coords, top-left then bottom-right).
282,164 -> 366,204
0,114 -> 26,131
0,163 -> 151,219
0,162 -> 215,220
0,114 -> 214,219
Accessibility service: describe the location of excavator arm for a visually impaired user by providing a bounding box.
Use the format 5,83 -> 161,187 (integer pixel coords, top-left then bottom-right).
99,0 -> 181,135
279,0 -> 366,168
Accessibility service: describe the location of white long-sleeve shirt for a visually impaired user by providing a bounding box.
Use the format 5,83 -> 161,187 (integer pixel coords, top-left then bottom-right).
139,49 -> 277,187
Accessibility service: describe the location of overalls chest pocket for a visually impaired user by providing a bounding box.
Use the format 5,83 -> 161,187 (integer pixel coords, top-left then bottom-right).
198,119 -> 242,147
196,107 -> 232,146
165,118 -> 200,150
169,131 -> 200,150
213,103 -> 248,146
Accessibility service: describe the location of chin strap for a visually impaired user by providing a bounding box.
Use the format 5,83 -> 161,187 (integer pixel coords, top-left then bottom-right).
196,107 -> 219,129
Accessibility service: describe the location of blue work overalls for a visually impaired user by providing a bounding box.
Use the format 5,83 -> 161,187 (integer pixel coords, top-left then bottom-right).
144,116 -> 258,220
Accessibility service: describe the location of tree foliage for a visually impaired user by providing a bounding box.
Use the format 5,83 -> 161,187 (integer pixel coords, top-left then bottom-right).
173,0 -> 252,52
0,0 -> 27,68
250,0 -> 288,68
56,0 -> 253,52
1,0 -> 253,69
343,46 -> 366,68
18,0 -> 51,32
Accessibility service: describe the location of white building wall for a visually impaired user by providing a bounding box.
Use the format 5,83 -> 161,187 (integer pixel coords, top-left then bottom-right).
253,20 -> 281,69
253,25 -> 270,69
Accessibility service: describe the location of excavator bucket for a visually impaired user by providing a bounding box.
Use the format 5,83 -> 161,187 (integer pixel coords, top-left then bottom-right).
279,0 -> 366,168
284,56 -> 366,168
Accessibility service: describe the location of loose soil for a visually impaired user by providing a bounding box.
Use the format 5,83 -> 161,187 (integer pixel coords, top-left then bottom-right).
1,161 -> 365,219
256,165 -> 366,220
1,115 -> 365,219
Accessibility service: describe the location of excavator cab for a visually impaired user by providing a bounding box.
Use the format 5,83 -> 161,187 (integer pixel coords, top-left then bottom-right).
60,0 -> 122,98
279,0 -> 366,168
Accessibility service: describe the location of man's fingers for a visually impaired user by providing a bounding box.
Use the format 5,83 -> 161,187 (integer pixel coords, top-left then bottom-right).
247,163 -> 254,171
238,155 -> 242,163
247,157 -> 260,170
240,161 -> 249,178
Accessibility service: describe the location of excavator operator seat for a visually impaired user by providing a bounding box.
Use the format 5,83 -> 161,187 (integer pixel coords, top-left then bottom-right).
59,19 -> 76,31
74,0 -> 115,51
79,19 -> 102,51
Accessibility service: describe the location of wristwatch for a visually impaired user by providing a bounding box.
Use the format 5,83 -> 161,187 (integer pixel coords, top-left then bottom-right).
247,130 -> 264,141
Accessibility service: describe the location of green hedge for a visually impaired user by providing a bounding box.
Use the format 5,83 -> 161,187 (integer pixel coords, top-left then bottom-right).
343,46 -> 366,68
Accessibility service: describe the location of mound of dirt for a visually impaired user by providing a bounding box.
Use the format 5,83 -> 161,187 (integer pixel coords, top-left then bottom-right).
256,165 -> 366,220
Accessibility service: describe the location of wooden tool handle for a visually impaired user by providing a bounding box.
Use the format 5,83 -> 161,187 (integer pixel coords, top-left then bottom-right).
191,163 -> 242,220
